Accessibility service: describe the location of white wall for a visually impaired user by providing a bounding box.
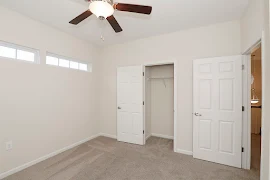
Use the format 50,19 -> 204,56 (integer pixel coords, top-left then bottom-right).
240,0 -> 270,179
240,0 -> 263,53
148,65 -> 174,138
261,0 -> 270,179
99,20 -> 241,153
0,7 -> 100,175
2,1 -> 267,178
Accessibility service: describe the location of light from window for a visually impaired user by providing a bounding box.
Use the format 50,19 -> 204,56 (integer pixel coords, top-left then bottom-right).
0,46 -> 16,59
46,56 -> 58,66
70,61 -> 79,69
79,63 -> 87,71
0,41 -> 39,63
46,53 -> 91,72
17,50 -> 35,62
59,59 -> 69,68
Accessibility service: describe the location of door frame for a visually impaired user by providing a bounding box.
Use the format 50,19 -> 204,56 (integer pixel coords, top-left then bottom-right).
143,60 -> 178,152
242,34 -> 264,170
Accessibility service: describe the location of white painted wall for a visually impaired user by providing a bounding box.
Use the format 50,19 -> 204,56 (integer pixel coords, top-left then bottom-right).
261,0 -> 270,179
147,65 -> 174,138
240,0 -> 263,53
0,7 -> 100,175
2,1 -> 268,178
240,0 -> 270,179
99,20 -> 241,153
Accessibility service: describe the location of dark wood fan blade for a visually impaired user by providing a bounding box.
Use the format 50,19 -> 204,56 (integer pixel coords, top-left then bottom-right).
69,10 -> 92,25
115,3 -> 152,15
107,15 -> 123,33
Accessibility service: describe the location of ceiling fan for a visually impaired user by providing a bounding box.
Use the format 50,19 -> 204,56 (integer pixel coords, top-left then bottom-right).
69,0 -> 152,33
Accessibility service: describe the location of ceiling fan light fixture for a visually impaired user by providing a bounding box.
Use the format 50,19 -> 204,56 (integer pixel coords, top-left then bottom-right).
89,0 -> 114,19
70,1 -> 152,33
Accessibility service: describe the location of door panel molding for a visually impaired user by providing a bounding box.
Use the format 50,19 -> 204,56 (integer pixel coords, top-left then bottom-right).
193,56 -> 243,168
117,66 -> 144,145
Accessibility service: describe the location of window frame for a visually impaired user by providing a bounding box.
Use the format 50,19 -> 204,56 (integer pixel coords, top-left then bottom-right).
46,52 -> 92,72
0,41 -> 40,64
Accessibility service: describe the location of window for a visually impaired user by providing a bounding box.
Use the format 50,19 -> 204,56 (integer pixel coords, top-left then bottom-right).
46,56 -> 58,66
0,46 -> 16,59
17,50 -> 35,62
59,59 -> 69,68
70,61 -> 79,69
46,53 -> 91,72
0,41 -> 39,63
79,63 -> 88,71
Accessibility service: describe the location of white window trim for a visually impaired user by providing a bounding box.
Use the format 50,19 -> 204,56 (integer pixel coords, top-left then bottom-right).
46,52 -> 92,72
0,41 -> 40,64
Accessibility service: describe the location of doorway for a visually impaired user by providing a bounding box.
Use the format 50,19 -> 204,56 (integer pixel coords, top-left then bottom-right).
144,63 -> 176,151
116,62 -> 177,147
250,46 -> 262,174
242,40 -> 263,172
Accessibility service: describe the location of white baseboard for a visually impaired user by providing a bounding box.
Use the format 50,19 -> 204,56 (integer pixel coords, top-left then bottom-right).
176,149 -> 193,156
99,133 -> 117,139
145,134 -> 151,140
151,133 -> 174,140
0,134 -> 100,180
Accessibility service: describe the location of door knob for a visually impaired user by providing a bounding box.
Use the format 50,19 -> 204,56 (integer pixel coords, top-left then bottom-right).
194,112 -> 202,116
118,107 -> 121,110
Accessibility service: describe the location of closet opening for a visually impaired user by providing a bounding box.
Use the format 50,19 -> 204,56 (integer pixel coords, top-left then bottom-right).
143,63 -> 176,151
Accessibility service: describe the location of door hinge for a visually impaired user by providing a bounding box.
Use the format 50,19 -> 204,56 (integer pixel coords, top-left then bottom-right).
143,130 -> 144,134
143,101 -> 144,105
242,65 -> 245,70
143,72 -> 145,76
242,106 -> 245,111
242,147 -> 244,152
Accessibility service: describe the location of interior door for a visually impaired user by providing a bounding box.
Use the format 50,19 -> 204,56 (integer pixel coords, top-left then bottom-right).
117,66 -> 144,145
193,56 -> 243,168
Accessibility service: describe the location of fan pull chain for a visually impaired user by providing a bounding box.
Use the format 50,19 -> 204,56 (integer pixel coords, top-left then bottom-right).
99,17 -> 105,42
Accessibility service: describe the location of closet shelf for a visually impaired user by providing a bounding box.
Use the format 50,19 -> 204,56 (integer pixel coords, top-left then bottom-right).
147,77 -> 174,80
147,77 -> 174,88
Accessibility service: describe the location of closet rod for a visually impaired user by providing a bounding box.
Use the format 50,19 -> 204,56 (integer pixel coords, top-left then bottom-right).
147,77 -> 173,88
147,77 -> 174,80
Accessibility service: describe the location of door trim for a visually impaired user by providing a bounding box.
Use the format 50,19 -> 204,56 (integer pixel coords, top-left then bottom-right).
242,37 -> 263,170
143,60 -> 178,152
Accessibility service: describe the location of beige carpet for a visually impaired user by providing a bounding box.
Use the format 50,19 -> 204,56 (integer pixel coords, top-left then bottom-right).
4,136 -> 259,180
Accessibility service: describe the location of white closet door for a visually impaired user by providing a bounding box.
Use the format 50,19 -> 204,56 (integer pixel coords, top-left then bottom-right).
193,56 -> 242,168
117,66 -> 144,145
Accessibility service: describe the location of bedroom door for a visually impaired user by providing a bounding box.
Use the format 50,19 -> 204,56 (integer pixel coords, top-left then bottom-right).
193,56 -> 243,168
117,66 -> 144,145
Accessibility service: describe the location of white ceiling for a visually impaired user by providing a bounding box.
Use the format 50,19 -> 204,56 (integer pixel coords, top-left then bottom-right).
0,0 -> 249,47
